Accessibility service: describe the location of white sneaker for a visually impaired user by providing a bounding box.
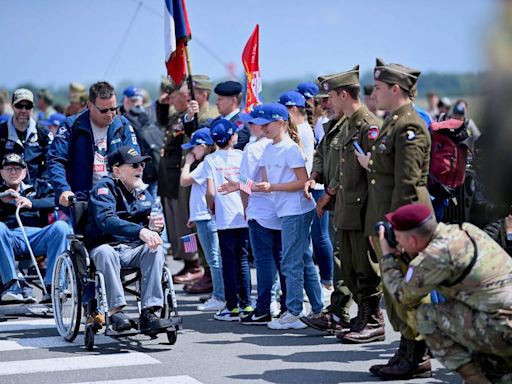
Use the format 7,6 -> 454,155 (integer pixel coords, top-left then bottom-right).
197,297 -> 225,312
270,300 -> 280,317
321,285 -> 334,303
267,311 -> 308,330
1,291 -> 24,303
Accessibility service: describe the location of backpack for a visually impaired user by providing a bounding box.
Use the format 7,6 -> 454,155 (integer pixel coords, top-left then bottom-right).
133,122 -> 164,184
428,118 -> 470,199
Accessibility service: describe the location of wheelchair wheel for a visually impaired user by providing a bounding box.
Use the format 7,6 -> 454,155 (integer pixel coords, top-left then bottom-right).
84,325 -> 95,351
166,329 -> 177,345
52,252 -> 82,341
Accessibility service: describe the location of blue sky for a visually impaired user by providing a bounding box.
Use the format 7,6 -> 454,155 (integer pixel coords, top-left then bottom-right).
0,0 -> 498,88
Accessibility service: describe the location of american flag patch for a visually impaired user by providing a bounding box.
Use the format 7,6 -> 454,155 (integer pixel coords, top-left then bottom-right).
239,175 -> 254,195
181,233 -> 198,254
97,187 -> 109,196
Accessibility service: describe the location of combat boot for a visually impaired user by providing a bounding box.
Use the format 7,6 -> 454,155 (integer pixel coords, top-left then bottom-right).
369,337 -> 408,376
378,339 -> 432,380
456,362 -> 491,384
339,298 -> 385,344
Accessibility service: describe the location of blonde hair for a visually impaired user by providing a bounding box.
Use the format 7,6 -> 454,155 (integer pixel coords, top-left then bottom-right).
287,118 -> 302,147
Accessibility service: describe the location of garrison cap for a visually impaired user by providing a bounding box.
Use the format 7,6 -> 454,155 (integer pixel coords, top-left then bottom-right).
214,81 -> 242,97
373,58 -> 420,92
192,75 -> 213,92
1,153 -> 27,169
385,203 -> 433,231
38,89 -> 53,104
320,65 -> 360,93
160,76 -> 178,94
314,75 -> 330,98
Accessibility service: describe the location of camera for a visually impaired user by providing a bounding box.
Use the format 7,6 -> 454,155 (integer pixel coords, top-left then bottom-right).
374,221 -> 397,248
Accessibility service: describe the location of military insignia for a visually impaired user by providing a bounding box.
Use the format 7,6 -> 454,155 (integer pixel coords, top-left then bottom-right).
323,83 -> 329,91
127,148 -> 138,156
405,267 -> 414,283
406,130 -> 416,140
374,69 -> 381,78
97,187 -> 109,196
368,126 -> 379,139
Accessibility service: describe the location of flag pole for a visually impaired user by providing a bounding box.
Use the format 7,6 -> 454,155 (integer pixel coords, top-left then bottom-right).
184,42 -> 199,131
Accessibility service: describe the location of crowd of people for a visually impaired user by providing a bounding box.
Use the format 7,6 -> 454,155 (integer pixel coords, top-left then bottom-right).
0,57 -> 511,383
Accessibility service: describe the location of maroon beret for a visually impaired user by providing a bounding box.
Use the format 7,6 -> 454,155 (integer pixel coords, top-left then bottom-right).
385,203 -> 433,231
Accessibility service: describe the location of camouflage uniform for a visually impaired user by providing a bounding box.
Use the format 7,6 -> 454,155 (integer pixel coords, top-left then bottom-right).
381,222 -> 512,375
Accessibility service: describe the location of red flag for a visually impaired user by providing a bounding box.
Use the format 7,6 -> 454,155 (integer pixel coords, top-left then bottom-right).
164,0 -> 192,85
242,25 -> 261,112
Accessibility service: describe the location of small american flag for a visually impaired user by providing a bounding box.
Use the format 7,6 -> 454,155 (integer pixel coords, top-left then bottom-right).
181,233 -> 198,253
239,175 -> 253,195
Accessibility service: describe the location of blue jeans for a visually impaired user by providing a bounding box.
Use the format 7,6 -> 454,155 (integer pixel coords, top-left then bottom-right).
195,219 -> 224,301
218,228 -> 251,311
0,220 -> 71,289
281,209 -> 323,316
311,189 -> 334,286
248,219 -> 287,315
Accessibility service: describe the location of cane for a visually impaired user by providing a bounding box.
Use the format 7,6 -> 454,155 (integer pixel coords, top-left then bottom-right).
15,204 -> 48,296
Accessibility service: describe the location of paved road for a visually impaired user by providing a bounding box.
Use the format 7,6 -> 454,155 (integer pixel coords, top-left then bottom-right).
0,260 -> 462,384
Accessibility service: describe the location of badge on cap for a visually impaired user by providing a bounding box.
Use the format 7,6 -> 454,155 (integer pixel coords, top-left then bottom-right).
374,69 -> 381,78
368,126 -> 379,140
323,83 -> 329,91
405,267 -> 414,283
406,130 -> 416,141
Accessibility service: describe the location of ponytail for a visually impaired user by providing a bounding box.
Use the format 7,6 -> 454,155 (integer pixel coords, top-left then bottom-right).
287,118 -> 302,148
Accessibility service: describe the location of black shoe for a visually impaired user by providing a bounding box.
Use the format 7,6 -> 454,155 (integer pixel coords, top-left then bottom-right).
239,311 -> 271,325
140,308 -> 173,334
110,311 -> 132,332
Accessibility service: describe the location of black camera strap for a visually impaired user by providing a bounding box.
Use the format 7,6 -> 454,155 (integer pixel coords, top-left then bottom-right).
443,229 -> 478,287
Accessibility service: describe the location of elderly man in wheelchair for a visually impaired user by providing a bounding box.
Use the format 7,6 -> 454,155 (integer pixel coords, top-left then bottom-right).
0,153 -> 71,304
86,146 -> 173,334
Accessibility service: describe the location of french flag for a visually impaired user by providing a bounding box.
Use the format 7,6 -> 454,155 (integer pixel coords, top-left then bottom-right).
164,0 -> 191,86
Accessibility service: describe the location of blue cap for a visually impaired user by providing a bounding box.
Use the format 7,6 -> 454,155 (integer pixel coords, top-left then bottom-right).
123,86 -> 143,99
41,113 -> 66,127
181,127 -> 214,149
239,104 -> 264,123
247,103 -> 289,125
452,103 -> 466,116
295,81 -> 319,99
210,118 -> 238,145
278,91 -> 306,108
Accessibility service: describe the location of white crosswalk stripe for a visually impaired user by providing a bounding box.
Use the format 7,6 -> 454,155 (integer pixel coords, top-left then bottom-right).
0,334 -> 114,351
69,376 -> 204,384
0,318 -> 55,332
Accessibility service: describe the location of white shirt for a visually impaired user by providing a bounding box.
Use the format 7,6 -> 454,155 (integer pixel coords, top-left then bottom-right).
204,149 -> 247,230
240,138 -> 281,230
314,116 -> 329,144
297,121 -> 314,175
91,120 -> 108,187
259,135 -> 316,218
189,162 -> 212,222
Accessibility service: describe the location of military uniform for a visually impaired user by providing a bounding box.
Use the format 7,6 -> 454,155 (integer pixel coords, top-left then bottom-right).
381,208 -> 512,381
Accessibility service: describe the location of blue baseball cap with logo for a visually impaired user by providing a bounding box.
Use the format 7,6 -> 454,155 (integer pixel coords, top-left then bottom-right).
278,91 -> 306,108
123,86 -> 143,99
247,103 -> 289,125
295,81 -> 319,99
239,104 -> 264,123
181,127 -> 215,149
210,118 -> 239,145
40,113 -> 66,127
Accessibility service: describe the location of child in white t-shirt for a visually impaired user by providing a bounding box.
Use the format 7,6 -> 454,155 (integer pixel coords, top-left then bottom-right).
203,119 -> 252,322
251,103 -> 324,330
180,128 -> 224,312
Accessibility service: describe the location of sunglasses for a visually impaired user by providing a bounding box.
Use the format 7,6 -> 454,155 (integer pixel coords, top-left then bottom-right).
14,103 -> 33,110
92,103 -> 118,114
130,162 -> 146,169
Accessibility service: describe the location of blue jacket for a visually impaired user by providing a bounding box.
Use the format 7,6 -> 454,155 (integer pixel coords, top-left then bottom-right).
86,176 -> 154,250
47,109 -> 139,202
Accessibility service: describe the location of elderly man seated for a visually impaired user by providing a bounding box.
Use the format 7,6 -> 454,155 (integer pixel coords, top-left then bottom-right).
86,146 -> 171,333
0,153 -> 71,303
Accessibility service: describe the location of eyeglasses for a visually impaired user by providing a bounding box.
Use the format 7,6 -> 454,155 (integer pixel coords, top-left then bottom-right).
130,162 -> 146,169
2,166 -> 24,174
92,103 -> 118,114
14,103 -> 33,110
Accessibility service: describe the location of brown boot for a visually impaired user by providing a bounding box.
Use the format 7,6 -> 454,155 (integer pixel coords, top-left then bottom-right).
456,362 -> 491,384
300,311 -> 351,333
369,337 -> 408,376
184,267 -> 213,294
172,260 -> 204,284
378,339 -> 432,380
339,298 -> 385,344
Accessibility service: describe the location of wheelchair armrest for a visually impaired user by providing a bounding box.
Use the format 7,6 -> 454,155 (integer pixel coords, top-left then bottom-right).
67,234 -> 84,241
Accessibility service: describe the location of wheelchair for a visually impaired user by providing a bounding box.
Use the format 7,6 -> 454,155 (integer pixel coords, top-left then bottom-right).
51,198 -> 182,351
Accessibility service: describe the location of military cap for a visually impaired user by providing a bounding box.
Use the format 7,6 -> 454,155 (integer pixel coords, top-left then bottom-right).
363,85 -> 375,96
38,89 -> 53,104
0,89 -> 9,103
69,82 -> 86,94
160,76 -> 178,94
108,146 -> 150,168
214,81 -> 242,96
385,203 -> 433,231
12,88 -> 34,106
1,153 -> 27,169
373,58 -> 420,92
192,75 -> 213,91
320,65 -> 360,93
314,75 -> 330,98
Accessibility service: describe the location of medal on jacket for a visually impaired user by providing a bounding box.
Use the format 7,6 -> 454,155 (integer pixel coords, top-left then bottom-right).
378,135 -> 387,153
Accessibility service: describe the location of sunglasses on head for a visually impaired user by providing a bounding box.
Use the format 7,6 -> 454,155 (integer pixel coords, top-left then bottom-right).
15,103 -> 33,110
92,103 -> 118,114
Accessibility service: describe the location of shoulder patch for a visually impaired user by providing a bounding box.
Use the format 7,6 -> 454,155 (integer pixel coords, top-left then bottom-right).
406,130 -> 416,141
368,126 -> 379,140
97,187 -> 109,196
405,267 -> 414,283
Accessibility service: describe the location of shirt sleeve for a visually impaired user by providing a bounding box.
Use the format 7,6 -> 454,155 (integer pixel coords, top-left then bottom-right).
286,143 -> 307,169
190,162 -> 206,185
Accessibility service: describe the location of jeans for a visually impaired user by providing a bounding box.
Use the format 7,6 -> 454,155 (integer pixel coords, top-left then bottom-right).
195,219 -> 224,301
311,189 -> 334,286
0,220 -> 71,289
248,219 -> 287,315
281,209 -> 323,316
218,228 -> 251,311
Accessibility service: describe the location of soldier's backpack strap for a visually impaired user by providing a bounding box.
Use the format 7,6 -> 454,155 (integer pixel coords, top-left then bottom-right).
443,229 -> 478,287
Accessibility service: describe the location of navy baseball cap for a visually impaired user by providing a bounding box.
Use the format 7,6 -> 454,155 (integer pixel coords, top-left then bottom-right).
1,153 -> 27,169
41,113 -> 66,127
247,103 -> 289,125
210,119 -> 238,145
108,146 -> 150,168
452,103 -> 466,116
278,91 -> 306,108
123,86 -> 143,99
295,81 -> 319,99
181,127 -> 215,149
